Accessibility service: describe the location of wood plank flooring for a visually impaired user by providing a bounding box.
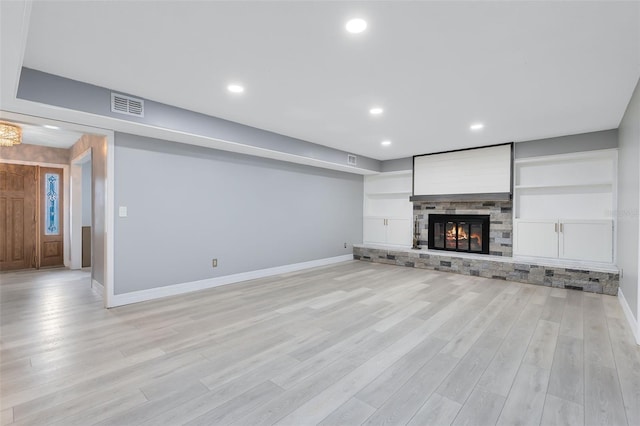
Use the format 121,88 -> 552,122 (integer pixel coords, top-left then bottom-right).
1,261 -> 639,425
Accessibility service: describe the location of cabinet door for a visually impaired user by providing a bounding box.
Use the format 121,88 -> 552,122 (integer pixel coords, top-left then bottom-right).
386,218 -> 412,247
514,219 -> 558,258
363,217 -> 388,245
559,220 -> 612,262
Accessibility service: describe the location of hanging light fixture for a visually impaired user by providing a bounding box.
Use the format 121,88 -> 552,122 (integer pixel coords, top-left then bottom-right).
0,122 -> 22,147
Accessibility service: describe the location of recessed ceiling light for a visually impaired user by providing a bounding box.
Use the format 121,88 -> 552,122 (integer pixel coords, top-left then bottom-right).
369,107 -> 383,115
43,125 -> 59,130
227,84 -> 245,94
381,140 -> 392,146
470,123 -> 484,131
346,18 -> 367,34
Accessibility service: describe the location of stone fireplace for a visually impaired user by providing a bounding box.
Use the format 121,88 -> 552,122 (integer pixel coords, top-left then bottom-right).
428,214 -> 490,254
414,200 -> 513,257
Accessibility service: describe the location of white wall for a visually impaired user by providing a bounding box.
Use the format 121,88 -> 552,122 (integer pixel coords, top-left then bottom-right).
113,133 -> 363,295
617,77 -> 640,342
413,144 -> 512,196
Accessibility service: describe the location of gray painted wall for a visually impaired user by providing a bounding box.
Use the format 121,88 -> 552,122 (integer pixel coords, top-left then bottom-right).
617,78 -> 640,320
114,133 -> 363,294
515,129 -> 618,158
82,162 -> 92,226
18,68 -> 381,173
381,157 -> 413,172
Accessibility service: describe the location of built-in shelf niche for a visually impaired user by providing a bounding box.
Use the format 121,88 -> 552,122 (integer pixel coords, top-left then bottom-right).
363,171 -> 412,247
514,149 -> 616,220
513,149 -> 617,263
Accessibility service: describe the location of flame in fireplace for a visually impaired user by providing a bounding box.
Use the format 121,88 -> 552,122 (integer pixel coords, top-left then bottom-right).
446,226 -> 482,245
446,226 -> 466,240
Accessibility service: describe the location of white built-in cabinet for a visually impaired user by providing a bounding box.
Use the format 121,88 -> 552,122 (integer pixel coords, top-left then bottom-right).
513,149 -> 616,263
363,171 -> 413,247
514,219 -> 613,262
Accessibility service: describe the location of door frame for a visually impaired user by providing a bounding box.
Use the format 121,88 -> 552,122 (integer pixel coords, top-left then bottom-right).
70,149 -> 91,270
0,159 -> 70,268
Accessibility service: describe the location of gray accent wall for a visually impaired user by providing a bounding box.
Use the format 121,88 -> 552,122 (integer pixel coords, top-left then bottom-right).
114,133 -> 363,294
18,68 -> 381,173
381,157 -> 412,172
617,78 -> 640,320
515,129 -> 618,158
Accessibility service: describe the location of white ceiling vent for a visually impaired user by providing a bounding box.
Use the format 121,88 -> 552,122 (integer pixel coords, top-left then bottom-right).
347,154 -> 357,166
111,93 -> 144,117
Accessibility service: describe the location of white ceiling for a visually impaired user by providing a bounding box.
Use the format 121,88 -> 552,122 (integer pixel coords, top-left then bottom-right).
14,1 -> 640,160
17,122 -> 83,148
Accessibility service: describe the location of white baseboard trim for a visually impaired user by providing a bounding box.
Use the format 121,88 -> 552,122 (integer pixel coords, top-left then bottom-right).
110,254 -> 354,307
92,279 -> 104,297
618,288 -> 640,345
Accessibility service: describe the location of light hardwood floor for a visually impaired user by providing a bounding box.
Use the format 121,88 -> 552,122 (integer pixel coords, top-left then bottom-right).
1,261 -> 639,425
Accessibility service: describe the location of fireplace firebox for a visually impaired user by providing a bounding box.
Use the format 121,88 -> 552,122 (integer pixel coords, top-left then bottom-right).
428,214 -> 490,254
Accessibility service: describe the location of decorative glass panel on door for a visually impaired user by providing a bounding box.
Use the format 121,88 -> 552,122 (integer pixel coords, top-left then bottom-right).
44,173 -> 60,235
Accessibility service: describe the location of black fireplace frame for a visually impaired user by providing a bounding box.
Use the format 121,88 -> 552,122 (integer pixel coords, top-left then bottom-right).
428,214 -> 490,254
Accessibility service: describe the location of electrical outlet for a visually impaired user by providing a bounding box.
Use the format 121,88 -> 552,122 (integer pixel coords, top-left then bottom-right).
212,258 -> 218,268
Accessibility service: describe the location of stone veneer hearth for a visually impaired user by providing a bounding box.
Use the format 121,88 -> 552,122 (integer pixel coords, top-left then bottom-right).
353,245 -> 619,295
414,200 -> 513,257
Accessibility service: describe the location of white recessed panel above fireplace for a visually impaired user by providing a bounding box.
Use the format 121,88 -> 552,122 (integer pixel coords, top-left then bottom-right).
413,144 -> 512,197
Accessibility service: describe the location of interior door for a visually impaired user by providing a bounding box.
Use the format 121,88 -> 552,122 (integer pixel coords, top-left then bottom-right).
39,167 -> 64,268
0,163 -> 37,271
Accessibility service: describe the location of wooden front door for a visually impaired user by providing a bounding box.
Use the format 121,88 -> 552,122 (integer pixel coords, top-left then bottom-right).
39,167 -> 64,268
0,164 -> 37,271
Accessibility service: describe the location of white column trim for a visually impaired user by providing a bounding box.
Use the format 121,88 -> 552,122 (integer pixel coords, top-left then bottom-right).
70,148 -> 91,270
105,132 -> 115,307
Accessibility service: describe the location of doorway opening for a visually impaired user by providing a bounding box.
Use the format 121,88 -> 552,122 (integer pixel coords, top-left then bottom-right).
0,113 -> 114,308
71,149 -> 92,271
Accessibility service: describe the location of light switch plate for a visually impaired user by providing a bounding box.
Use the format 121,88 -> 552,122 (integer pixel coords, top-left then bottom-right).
119,206 -> 128,217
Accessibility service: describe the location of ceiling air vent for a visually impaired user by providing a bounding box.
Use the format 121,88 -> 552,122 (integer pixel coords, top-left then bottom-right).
347,154 -> 357,166
111,93 -> 144,117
